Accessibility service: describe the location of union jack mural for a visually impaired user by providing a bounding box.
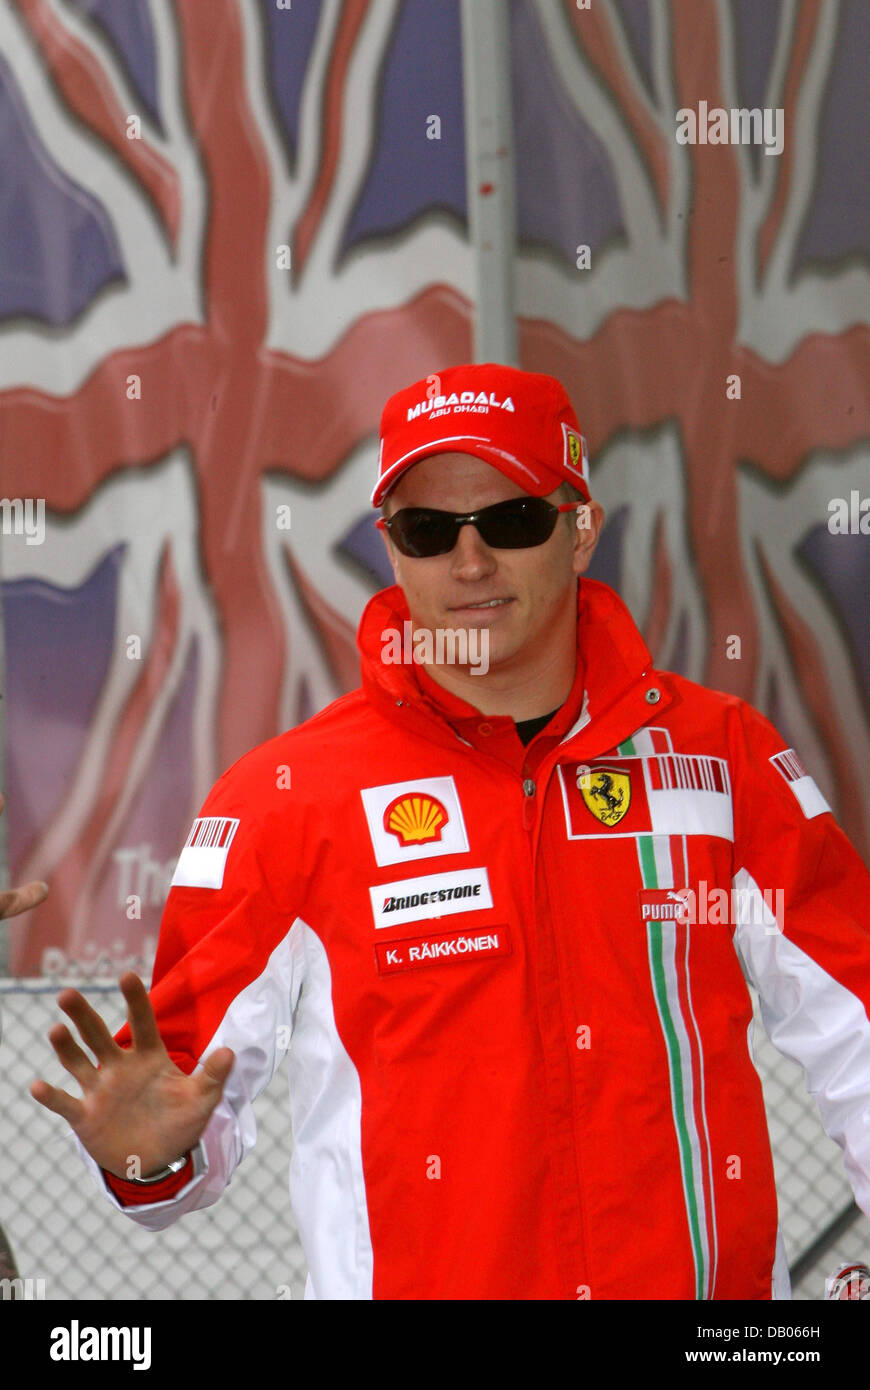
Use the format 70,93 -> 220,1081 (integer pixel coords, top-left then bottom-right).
1,0 -> 868,977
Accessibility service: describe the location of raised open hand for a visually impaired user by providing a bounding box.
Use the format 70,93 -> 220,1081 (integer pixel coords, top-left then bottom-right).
30,971 -> 234,1180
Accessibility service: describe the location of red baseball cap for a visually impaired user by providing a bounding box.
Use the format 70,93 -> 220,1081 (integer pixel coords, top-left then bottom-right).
370,363 -> 590,507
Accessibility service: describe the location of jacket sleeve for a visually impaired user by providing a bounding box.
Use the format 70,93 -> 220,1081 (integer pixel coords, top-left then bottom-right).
728,698 -> 870,1218
74,751 -> 306,1230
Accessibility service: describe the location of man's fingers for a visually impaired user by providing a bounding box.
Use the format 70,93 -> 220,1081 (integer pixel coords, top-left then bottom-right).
118,972 -> 163,1053
0,795 -> 48,918
29,1078 -> 86,1128
194,1048 -> 235,1103
47,1023 -> 101,1092
57,989 -> 120,1064
0,880 -> 49,920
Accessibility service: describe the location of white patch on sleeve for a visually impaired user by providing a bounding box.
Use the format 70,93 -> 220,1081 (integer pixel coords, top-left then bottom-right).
789,776 -> 832,819
171,817 -> 240,889
769,748 -> 832,819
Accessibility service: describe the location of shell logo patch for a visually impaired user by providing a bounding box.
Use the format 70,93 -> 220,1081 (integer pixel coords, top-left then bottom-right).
361,775 -> 470,866
384,793 -> 448,846
580,768 -> 631,826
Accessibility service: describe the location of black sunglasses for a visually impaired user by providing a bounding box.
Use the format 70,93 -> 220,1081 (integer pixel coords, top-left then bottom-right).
376,497 -> 579,558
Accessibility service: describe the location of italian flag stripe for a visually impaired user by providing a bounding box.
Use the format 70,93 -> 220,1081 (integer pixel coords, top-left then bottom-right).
619,735 -> 715,1298
668,819 -> 719,1299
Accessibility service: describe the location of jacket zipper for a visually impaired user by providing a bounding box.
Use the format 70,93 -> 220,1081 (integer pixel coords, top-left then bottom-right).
517,761 -> 591,1294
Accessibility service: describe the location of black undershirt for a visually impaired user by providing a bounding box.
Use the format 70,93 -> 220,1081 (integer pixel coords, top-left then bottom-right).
514,707 -> 560,746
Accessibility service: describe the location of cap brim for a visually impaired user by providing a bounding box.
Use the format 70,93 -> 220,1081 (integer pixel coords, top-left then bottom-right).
371,439 -> 562,506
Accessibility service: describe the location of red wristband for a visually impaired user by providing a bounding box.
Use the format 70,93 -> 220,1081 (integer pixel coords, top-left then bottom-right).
102,1153 -> 194,1207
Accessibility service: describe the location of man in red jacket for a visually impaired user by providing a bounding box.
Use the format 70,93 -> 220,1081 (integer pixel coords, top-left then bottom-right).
31,364 -> 870,1299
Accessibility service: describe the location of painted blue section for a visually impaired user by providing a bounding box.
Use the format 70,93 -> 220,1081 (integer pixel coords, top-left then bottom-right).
765,669 -> 802,755
257,0 -> 323,163
614,0 -> 654,97
338,513 -> 395,590
799,519 -> 870,705
584,503 -> 628,592
731,0 -> 782,114
511,0 -> 624,266
0,57 -> 125,324
91,640 -> 199,930
67,0 -> 163,133
794,0 -> 870,269
668,609 -> 690,677
2,547 -> 125,869
340,0 -> 467,257
296,673 -> 315,726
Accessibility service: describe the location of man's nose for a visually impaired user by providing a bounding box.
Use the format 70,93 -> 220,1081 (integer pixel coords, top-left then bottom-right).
449,522 -> 497,574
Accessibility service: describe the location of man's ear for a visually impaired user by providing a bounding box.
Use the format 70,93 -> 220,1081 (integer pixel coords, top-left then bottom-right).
571,499 -> 606,577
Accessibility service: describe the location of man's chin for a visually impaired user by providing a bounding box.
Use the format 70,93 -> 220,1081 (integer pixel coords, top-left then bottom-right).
469,625 -> 525,672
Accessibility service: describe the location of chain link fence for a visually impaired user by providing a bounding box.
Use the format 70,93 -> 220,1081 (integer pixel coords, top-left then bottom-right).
1,976 -> 867,1300
747,987 -> 870,1300
0,981 -> 306,1301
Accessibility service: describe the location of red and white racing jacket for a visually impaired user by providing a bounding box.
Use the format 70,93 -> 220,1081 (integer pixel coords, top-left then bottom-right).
76,578 -> 870,1299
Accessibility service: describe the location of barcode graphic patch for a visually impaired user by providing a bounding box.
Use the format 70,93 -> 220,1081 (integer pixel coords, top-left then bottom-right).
171,816 -> 240,889
770,749 -> 806,783
647,754 -> 728,794
769,748 -> 831,819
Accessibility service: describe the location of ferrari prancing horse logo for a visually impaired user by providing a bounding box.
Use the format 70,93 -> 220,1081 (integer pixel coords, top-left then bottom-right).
578,767 -> 631,826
